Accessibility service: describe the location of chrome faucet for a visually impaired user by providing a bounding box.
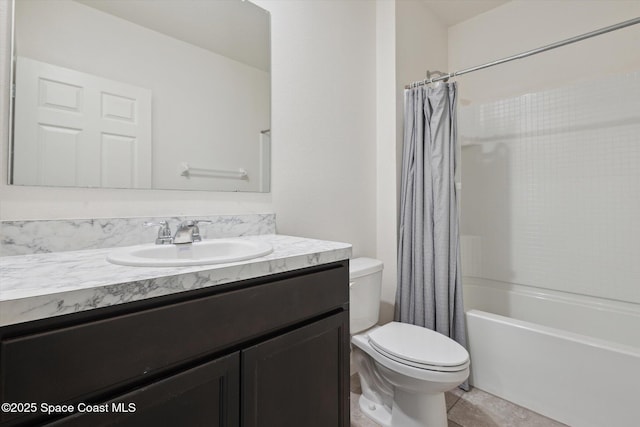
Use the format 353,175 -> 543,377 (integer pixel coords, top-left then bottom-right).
172,220 -> 212,244
144,220 -> 173,245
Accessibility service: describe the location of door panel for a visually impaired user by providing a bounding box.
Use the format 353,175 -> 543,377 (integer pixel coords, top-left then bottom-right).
13,57 -> 152,188
242,312 -> 350,427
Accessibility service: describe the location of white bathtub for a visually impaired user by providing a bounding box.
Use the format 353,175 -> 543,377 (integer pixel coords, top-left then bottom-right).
464,277 -> 640,427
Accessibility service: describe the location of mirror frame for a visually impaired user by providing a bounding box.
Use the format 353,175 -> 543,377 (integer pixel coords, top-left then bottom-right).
6,0 -> 272,193
7,0 -> 16,185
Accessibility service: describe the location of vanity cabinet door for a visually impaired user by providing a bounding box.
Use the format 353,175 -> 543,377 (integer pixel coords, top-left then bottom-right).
242,312 -> 350,427
47,352 -> 240,427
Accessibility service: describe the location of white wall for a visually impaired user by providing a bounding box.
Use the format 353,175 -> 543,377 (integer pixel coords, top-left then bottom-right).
254,0 -> 378,257
375,0 -> 398,324
452,1 -> 640,305
449,0 -> 640,103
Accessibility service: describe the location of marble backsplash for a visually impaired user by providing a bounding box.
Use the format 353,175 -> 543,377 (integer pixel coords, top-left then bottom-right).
0,213 -> 276,256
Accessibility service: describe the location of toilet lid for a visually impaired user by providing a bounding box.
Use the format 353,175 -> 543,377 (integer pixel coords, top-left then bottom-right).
368,322 -> 469,369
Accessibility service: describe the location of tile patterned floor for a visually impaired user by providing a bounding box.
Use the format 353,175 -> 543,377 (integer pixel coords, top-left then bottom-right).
350,374 -> 567,427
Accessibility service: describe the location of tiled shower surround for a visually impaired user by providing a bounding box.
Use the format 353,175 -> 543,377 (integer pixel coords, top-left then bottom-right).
459,71 -> 640,305
0,213 -> 276,256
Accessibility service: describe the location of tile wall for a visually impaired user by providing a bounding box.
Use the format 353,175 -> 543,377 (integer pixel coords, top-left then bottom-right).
460,71 -> 640,304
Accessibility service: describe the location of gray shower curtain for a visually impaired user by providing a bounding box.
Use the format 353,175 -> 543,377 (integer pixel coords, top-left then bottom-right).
395,83 -> 468,377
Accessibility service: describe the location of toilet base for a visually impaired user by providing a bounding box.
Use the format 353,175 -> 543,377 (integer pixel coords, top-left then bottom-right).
391,389 -> 447,427
359,389 -> 449,427
359,394 -> 391,427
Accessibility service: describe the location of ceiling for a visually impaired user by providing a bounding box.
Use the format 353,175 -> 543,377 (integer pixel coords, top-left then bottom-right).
422,0 -> 510,26
75,0 -> 270,71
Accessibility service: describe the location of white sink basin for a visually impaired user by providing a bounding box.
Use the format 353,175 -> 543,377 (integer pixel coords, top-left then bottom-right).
107,238 -> 273,267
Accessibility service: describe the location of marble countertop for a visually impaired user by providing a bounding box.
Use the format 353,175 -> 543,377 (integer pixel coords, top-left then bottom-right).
0,234 -> 352,327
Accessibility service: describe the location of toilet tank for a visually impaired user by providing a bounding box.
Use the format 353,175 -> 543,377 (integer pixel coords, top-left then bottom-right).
349,258 -> 384,334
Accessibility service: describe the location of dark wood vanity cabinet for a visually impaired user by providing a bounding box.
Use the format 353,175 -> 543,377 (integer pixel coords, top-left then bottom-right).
0,261 -> 350,427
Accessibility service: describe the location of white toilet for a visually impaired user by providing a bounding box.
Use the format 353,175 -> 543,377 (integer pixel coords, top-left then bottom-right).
350,258 -> 470,427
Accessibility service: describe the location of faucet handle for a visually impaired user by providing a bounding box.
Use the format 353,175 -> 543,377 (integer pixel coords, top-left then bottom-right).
144,220 -> 173,245
191,219 -> 212,242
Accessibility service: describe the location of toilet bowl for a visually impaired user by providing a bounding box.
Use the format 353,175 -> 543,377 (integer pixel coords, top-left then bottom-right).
350,258 -> 469,427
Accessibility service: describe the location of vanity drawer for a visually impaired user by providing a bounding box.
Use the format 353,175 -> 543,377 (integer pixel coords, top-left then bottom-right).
0,262 -> 348,413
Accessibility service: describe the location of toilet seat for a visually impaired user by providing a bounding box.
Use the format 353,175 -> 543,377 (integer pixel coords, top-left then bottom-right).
368,322 -> 469,372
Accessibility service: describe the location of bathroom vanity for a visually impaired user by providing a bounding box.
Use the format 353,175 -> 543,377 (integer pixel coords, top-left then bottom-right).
0,234 -> 351,426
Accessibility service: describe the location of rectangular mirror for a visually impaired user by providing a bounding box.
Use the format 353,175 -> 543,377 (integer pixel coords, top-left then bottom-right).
9,0 -> 271,192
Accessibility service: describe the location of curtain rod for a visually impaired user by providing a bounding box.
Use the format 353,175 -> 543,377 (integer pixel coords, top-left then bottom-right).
405,16 -> 640,89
